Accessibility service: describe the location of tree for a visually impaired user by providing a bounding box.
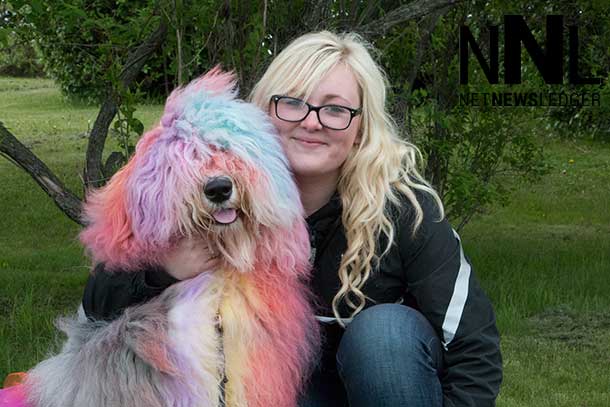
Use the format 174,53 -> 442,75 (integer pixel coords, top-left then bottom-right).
6,0 -> 604,231
1,0 -> 460,225
1,17 -> 168,223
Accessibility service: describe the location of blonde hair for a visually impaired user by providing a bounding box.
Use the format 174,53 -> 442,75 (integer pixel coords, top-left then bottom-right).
250,31 -> 444,324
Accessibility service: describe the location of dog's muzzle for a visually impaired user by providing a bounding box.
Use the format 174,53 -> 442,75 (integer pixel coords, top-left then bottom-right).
205,177 -> 233,203
205,177 -> 238,225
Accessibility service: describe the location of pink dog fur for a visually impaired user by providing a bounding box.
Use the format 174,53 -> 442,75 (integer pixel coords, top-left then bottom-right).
72,68 -> 319,406
0,69 -> 319,407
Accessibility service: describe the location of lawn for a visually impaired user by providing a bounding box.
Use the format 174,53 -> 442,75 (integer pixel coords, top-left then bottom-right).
1,77 -> 609,406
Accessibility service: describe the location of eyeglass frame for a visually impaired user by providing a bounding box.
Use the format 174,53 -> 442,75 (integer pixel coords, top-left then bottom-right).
270,95 -> 362,131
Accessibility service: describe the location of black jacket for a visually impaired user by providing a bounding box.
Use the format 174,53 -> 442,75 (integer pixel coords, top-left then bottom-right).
83,191 -> 502,407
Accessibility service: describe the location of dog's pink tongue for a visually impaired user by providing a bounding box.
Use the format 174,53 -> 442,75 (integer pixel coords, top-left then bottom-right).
213,209 -> 237,224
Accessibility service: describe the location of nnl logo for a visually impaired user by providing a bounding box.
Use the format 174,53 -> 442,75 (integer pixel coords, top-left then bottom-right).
460,15 -> 603,85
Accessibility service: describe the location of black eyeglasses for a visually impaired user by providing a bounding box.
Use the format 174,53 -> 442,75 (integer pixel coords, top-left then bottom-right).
271,95 -> 362,131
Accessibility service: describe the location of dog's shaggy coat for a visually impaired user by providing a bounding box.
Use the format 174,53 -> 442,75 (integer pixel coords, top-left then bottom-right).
2,68 -> 319,407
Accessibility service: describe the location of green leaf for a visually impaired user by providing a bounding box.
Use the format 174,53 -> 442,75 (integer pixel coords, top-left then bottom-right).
60,3 -> 88,20
130,119 -> 144,136
0,29 -> 8,48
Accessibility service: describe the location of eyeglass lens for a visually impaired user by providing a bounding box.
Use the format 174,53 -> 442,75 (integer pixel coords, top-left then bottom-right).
276,97 -> 353,130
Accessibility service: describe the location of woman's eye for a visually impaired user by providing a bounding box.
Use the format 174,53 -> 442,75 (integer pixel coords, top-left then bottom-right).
285,99 -> 304,107
324,106 -> 349,116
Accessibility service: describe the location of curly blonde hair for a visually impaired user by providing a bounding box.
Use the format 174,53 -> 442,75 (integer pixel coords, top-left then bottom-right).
250,31 -> 443,323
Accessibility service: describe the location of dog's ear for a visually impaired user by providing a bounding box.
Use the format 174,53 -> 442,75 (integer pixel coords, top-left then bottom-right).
79,127 -> 165,270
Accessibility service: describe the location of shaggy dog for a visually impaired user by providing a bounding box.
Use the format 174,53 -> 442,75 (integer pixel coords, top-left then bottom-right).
0,68 -> 319,407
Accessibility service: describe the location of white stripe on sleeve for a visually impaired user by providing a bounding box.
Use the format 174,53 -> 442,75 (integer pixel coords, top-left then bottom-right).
315,315 -> 353,325
441,229 -> 472,350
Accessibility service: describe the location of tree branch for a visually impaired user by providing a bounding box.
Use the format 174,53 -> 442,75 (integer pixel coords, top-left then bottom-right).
358,0 -> 461,36
0,122 -> 84,225
303,0 -> 333,31
394,10 -> 443,136
84,20 -> 167,189
0,20 -> 168,226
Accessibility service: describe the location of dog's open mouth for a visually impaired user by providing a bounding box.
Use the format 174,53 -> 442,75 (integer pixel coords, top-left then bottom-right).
212,208 -> 238,225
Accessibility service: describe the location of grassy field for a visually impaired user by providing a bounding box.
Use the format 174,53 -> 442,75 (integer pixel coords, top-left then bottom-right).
1,77 -> 609,406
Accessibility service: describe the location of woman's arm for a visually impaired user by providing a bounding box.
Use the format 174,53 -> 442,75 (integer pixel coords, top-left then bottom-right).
82,263 -> 178,321
82,237 -> 220,321
398,193 -> 502,407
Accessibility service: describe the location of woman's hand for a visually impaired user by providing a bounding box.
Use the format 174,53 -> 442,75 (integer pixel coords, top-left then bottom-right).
162,237 -> 221,280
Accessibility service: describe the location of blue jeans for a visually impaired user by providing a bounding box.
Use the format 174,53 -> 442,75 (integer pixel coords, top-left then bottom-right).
299,304 -> 443,407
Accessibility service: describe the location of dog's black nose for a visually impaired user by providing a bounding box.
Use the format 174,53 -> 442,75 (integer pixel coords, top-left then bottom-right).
204,177 -> 233,203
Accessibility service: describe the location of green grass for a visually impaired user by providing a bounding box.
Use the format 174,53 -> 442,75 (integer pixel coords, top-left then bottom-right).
1,77 -> 609,405
460,138 -> 610,406
0,76 -> 164,379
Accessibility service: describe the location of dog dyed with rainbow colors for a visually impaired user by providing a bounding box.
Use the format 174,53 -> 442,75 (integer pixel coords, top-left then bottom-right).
7,68 -> 320,407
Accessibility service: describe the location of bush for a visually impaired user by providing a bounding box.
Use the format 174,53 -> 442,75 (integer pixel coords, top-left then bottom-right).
7,0 -> 287,102
0,32 -> 44,77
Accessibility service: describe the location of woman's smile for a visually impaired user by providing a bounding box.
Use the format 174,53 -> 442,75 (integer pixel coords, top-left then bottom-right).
291,136 -> 327,147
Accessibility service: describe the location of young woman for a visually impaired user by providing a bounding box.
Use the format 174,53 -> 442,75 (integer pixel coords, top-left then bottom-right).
83,31 -> 502,407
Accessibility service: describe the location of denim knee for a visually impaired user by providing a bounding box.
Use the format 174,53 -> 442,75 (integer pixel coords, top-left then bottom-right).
337,303 -> 442,370
335,304 -> 443,407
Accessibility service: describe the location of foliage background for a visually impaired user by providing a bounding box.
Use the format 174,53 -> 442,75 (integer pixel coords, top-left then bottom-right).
3,0 -> 608,225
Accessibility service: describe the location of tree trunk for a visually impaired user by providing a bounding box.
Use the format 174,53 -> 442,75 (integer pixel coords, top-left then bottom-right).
84,21 -> 167,190
359,0 -> 460,36
399,10 -> 444,138
0,122 -> 84,225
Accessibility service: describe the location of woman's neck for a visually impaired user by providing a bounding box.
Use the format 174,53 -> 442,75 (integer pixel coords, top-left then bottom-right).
296,172 -> 339,217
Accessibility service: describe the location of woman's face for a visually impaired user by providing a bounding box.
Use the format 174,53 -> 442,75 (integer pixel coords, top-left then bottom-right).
269,64 -> 362,180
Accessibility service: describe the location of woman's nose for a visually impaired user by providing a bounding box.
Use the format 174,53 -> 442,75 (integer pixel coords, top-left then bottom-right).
300,110 -> 323,131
